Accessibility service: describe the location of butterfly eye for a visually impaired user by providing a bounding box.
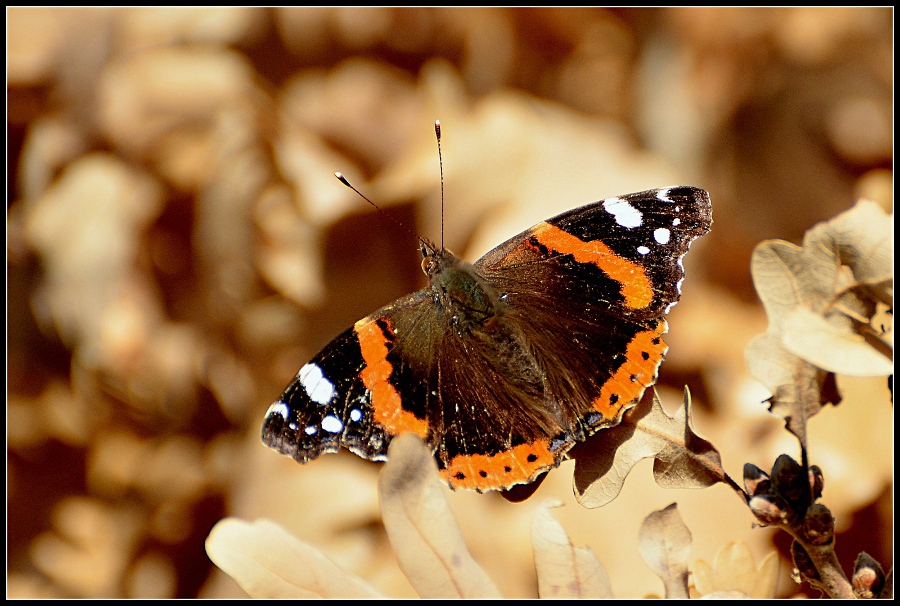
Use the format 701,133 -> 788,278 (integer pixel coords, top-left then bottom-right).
422,256 -> 435,275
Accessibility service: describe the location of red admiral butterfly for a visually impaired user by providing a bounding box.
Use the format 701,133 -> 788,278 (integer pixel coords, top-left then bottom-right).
262,183 -> 712,492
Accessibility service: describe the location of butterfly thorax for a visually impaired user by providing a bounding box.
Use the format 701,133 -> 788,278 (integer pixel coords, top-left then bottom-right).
420,238 -> 500,330
419,238 -> 546,393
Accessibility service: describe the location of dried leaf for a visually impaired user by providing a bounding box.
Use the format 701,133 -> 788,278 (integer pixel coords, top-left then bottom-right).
274,125 -> 362,229
832,285 -> 881,324
377,434 -> 501,598
531,500 -> 612,598
745,199 -> 892,444
204,518 -> 381,598
828,200 -> 893,286
746,336 -> 836,450
280,57 -> 424,170
30,497 -> 144,598
97,46 -> 258,155
638,503 -> 691,599
572,389 -> 725,508
254,184 -> 326,308
22,153 -> 164,349
693,541 -> 780,598
783,306 -> 892,376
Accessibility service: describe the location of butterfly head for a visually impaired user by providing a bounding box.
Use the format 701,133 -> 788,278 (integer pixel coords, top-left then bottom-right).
420,237 -> 459,279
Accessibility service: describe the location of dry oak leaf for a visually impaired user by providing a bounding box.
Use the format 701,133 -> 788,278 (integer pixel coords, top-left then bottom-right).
745,199 -> 892,446
571,389 -> 725,509
204,518 -> 382,598
377,433 -> 502,599
206,438 -> 493,600
783,305 -> 891,377
781,199 -> 892,375
531,500 -> 613,598
693,541 -> 779,598
208,435 -> 632,599
638,503 -> 692,599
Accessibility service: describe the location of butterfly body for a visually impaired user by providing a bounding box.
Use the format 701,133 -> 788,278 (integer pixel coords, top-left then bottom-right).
263,186 -> 712,492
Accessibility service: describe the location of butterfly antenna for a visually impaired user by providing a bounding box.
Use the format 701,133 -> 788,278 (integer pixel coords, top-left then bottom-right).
435,120 -> 444,251
334,173 -> 419,241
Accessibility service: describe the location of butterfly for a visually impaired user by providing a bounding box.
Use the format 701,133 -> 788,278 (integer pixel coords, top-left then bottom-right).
263,184 -> 712,492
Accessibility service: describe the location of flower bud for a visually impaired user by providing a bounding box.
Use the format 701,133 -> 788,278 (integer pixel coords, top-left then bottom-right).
743,463 -> 771,496
852,552 -> 885,599
771,454 -> 808,514
749,494 -> 788,525
802,503 -> 834,545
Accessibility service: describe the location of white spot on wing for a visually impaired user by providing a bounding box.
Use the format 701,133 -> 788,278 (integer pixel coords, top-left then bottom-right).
672,218 -> 681,226
637,245 -> 651,255
321,415 -> 343,433
603,197 -> 643,228
665,259 -> 688,314
349,409 -> 363,422
654,227 -> 671,245
305,425 -> 317,435
299,363 -> 335,405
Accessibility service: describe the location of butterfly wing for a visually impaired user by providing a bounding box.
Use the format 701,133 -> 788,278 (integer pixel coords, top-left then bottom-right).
473,186 -> 712,440
479,186 -> 712,319
262,291 -> 430,465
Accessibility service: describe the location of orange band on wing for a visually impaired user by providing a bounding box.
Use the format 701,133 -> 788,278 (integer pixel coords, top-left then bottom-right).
593,320 -> 668,418
355,319 -> 430,438
440,439 -> 556,492
532,223 -> 654,309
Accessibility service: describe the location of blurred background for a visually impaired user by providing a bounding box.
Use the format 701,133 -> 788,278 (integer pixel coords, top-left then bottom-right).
7,7 -> 892,598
